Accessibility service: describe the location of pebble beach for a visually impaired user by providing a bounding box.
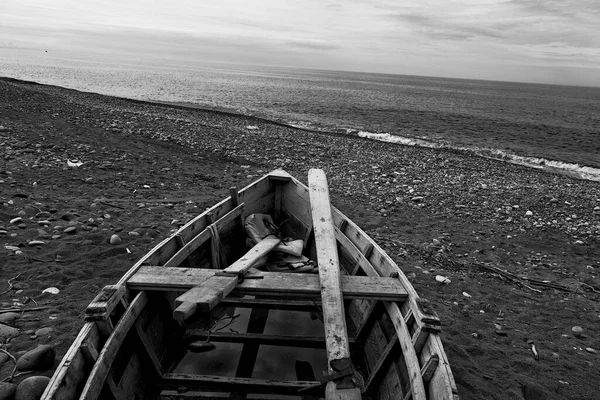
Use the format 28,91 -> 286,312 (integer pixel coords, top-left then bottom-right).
1,77 -> 599,399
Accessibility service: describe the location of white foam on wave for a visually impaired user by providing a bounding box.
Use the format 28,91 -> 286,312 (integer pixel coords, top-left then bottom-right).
357,131 -> 600,182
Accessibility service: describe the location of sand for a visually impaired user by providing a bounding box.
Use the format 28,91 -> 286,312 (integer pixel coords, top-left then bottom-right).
1,78 -> 599,399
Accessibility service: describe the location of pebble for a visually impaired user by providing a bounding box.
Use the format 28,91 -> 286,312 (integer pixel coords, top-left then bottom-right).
0,324 -> 20,340
51,235 -> 61,240
15,376 -> 50,400
9,217 -> 22,224
16,344 -> 55,370
34,327 -> 54,337
411,196 -> 424,202
59,213 -> 76,221
28,240 -> 45,246
0,382 -> 16,400
586,347 -> 597,354
525,210 -> 533,216
521,382 -> 550,400
109,234 -> 122,245
63,226 -> 76,234
572,326 -> 584,337
128,231 -> 140,236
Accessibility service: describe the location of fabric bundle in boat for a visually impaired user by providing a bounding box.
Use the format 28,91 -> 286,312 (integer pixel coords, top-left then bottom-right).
244,214 -> 303,257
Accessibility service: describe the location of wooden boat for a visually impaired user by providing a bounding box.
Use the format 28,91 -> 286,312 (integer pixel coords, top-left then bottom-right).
42,169 -> 458,400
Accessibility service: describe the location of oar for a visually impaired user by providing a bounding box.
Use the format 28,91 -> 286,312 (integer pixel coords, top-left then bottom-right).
172,235 -> 280,322
308,169 -> 362,399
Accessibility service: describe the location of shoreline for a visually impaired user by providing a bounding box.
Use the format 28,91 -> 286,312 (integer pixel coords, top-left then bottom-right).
1,77 -> 599,399
2,76 -> 599,182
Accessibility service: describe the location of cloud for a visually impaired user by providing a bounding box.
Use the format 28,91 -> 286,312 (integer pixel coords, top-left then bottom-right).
389,12 -> 506,40
286,41 -> 341,51
1,0 -> 599,86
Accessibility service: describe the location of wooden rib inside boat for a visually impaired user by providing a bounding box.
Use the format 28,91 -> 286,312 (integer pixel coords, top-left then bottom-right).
41,169 -> 458,400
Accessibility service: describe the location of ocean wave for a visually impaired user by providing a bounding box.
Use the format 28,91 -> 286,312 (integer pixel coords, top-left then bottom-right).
357,131 -> 600,182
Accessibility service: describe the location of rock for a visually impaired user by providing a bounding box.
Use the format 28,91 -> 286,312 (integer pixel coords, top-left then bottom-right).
4,245 -> 21,252
59,213 -> 76,221
34,212 -> 51,218
16,344 -> 55,371
9,217 -> 22,224
572,326 -> 584,337
51,235 -> 61,240
128,231 -> 140,236
0,352 -> 10,365
15,376 -> 50,400
586,347 -> 597,354
34,327 -> 53,337
41,287 -> 59,295
0,382 -> 16,400
109,234 -> 122,245
525,210 -> 533,216
411,196 -> 424,202
521,381 -> 550,400
0,324 -> 20,340
63,226 -> 76,234
28,240 -> 45,246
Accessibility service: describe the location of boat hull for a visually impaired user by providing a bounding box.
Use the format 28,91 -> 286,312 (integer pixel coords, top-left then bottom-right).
42,170 -> 458,400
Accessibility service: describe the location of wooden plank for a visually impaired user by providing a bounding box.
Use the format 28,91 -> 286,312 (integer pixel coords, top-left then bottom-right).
115,172 -> 274,288
353,300 -> 380,343
365,333 -> 399,389
134,322 -> 164,375
230,306 -> 269,400
418,336 -> 459,399
173,236 -> 281,321
219,297 -> 321,311
421,354 -> 439,385
79,292 -> 149,400
41,323 -> 99,400
332,223 -> 427,399
274,184 -> 283,220
85,285 -> 126,321
163,204 -> 244,269
185,331 -> 337,348
402,355 -> 441,400
308,168 -> 361,399
130,267 -> 408,300
160,373 -> 320,396
78,337 -> 123,400
268,169 -> 292,182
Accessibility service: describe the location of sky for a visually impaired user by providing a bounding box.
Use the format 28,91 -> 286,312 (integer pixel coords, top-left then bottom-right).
1,0 -> 600,86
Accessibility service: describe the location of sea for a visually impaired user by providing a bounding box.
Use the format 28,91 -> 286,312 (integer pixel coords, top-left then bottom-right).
2,49 -> 599,181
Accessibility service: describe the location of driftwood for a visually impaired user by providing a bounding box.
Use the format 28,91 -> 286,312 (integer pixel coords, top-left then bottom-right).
472,263 -> 600,294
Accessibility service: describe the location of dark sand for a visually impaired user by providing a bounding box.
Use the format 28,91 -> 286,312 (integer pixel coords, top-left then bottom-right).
1,78 -> 599,399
